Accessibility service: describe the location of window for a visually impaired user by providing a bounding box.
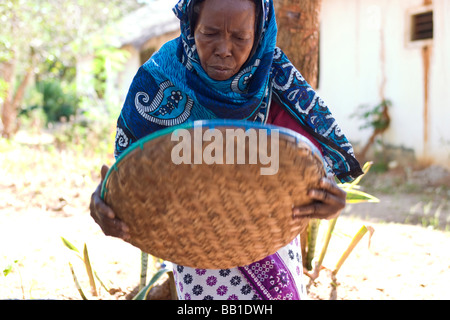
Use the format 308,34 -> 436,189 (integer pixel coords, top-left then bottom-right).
405,5 -> 433,48
411,11 -> 433,41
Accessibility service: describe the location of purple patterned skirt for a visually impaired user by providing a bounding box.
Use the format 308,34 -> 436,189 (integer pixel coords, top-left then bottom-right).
172,235 -> 306,300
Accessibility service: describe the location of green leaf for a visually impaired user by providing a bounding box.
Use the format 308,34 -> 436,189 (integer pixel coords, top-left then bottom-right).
337,161 -> 380,203
61,237 -> 79,253
3,264 -> 13,277
316,218 -> 338,269
345,189 -> 380,203
343,161 -> 373,189
83,244 -> 97,297
69,262 -> 88,300
3,260 -> 19,277
133,268 -> 170,300
305,219 -> 321,271
333,226 -> 375,275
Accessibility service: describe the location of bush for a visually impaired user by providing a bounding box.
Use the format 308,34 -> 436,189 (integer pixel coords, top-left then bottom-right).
25,80 -> 80,124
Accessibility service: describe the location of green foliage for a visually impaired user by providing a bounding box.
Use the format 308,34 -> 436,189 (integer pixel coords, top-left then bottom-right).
0,0 -> 143,64
61,237 -> 80,253
92,47 -> 130,100
305,162 -> 379,271
2,259 -> 25,299
332,225 -> 374,276
338,162 -> 381,204
28,80 -> 80,123
61,237 -> 169,300
0,78 -> 9,101
52,116 -> 115,158
61,237 -> 111,299
351,99 -> 392,131
305,162 -> 378,293
133,268 -> 171,300
0,0 -> 143,136
68,262 -> 88,300
2,260 -> 19,277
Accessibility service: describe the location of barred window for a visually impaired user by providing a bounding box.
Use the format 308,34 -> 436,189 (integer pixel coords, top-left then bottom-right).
411,11 -> 433,41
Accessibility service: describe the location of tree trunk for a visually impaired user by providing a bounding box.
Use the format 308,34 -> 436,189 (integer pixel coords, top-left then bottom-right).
1,57 -> 34,138
274,0 -> 322,89
1,59 -> 17,138
274,0 -> 322,269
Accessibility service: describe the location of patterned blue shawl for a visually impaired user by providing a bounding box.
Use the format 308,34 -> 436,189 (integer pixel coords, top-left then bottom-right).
115,0 -> 362,182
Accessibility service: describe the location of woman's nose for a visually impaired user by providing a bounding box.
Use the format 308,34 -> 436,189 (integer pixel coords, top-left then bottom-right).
214,38 -> 232,58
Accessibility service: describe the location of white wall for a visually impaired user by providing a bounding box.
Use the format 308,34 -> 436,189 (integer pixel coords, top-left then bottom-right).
318,0 -> 450,168
429,0 -> 450,167
116,45 -> 142,108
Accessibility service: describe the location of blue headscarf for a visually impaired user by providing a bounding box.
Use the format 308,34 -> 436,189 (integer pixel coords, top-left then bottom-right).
115,0 -> 362,182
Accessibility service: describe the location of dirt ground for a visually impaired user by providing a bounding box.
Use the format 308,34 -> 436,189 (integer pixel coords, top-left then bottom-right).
1,138 -> 449,300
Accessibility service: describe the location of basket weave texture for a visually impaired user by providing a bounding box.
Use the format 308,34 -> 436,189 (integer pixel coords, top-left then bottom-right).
103,124 -> 326,269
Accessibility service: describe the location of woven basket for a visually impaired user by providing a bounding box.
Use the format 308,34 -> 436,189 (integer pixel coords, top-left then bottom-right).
101,120 -> 326,269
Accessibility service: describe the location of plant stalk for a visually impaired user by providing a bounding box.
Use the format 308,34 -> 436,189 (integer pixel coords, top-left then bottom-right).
305,219 -> 321,271
333,225 -> 372,276
83,244 -> 97,296
140,251 -> 149,291
312,218 -> 338,278
69,262 -> 88,300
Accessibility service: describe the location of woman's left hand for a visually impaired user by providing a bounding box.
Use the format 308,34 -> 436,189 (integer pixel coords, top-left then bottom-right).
292,174 -> 347,221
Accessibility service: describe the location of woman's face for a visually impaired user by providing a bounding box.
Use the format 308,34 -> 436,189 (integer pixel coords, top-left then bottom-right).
194,0 -> 256,81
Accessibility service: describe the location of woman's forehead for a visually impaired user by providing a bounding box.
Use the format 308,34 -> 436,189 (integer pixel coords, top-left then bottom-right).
197,0 -> 255,15
196,0 -> 256,27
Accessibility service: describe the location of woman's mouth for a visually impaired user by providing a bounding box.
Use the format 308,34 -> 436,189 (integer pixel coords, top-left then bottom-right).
208,66 -> 234,80
211,65 -> 231,70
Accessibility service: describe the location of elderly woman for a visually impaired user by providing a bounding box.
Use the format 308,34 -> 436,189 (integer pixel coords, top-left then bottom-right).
90,0 -> 362,300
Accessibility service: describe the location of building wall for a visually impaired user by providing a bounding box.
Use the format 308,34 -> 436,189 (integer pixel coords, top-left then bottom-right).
115,45 -> 141,107
318,0 -> 450,168
429,0 -> 450,167
116,30 -> 180,106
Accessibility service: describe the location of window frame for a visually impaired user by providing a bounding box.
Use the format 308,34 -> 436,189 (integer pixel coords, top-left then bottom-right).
405,4 -> 434,49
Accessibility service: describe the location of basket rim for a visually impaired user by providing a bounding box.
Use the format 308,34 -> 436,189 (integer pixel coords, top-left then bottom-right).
101,119 -> 325,200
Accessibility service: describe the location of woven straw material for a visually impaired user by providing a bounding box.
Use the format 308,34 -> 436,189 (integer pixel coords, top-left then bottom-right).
102,123 -> 326,269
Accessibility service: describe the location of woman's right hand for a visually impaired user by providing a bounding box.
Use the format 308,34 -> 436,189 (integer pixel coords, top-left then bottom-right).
90,165 -> 131,241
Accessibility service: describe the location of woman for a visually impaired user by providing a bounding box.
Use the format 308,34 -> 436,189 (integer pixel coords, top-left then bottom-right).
90,0 -> 362,300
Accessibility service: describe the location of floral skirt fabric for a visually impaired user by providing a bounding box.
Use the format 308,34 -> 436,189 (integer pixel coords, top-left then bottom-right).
172,235 -> 306,300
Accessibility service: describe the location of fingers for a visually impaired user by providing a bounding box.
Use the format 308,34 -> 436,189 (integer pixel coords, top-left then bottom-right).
308,188 -> 345,210
292,202 -> 341,220
97,214 -> 131,240
309,176 -> 346,207
319,175 -> 347,199
292,175 -> 346,220
89,165 -> 130,241
93,186 -> 115,219
101,164 -> 110,181
92,195 -> 130,240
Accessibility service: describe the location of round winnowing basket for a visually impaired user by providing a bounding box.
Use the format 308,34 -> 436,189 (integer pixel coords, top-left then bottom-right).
101,120 -> 326,269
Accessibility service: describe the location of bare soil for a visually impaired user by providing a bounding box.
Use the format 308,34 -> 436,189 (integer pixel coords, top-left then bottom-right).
1,137 -> 449,300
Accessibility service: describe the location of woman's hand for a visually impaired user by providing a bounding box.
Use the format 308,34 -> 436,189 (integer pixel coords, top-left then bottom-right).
292,174 -> 346,221
90,165 -> 131,241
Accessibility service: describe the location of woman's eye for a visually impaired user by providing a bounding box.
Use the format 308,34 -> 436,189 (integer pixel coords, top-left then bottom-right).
235,35 -> 250,41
